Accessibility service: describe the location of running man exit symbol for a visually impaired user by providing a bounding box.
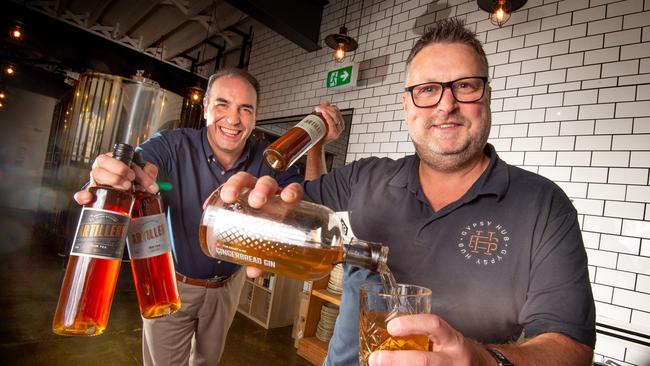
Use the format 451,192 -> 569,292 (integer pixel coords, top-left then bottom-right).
327,65 -> 354,88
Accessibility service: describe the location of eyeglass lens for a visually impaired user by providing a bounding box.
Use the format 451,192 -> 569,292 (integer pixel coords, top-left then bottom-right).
411,78 -> 485,107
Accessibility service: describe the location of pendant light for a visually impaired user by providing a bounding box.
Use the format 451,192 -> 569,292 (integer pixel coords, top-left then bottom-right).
325,0 -> 358,63
477,0 -> 527,27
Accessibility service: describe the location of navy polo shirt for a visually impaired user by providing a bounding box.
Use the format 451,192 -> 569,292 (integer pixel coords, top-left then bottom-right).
305,144 -> 595,366
137,128 -> 302,279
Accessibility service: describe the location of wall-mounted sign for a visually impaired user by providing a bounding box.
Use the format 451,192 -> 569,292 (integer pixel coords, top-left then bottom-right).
326,63 -> 357,89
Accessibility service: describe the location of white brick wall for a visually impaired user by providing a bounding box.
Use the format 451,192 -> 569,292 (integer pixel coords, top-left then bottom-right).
247,1 -> 650,363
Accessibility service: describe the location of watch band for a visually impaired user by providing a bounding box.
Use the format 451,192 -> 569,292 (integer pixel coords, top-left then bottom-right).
485,347 -> 514,366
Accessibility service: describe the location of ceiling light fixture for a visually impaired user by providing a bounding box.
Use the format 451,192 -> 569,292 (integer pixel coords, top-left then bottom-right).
477,0 -> 527,27
4,64 -> 15,76
10,25 -> 23,41
187,87 -> 203,104
325,0 -> 358,63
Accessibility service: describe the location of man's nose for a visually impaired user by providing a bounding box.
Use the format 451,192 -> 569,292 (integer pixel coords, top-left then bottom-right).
436,87 -> 458,111
224,107 -> 239,124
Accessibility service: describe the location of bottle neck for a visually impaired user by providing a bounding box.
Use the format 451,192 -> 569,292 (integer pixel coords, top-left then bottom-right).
113,143 -> 134,166
343,239 -> 388,272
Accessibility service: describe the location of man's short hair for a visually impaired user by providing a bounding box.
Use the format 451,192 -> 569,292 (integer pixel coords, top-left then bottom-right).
406,18 -> 489,77
204,67 -> 260,103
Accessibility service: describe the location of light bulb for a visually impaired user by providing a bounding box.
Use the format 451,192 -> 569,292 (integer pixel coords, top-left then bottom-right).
192,92 -> 200,101
490,0 -> 511,27
334,44 -> 346,62
496,8 -> 504,21
0,91 -> 5,99
5,65 -> 15,75
11,28 -> 22,40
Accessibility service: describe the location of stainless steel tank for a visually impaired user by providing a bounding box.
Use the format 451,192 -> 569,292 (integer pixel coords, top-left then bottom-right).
43,71 -> 175,255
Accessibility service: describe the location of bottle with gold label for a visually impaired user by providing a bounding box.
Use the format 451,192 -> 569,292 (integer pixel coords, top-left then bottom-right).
263,112 -> 327,171
199,187 -> 388,281
53,143 -> 135,336
127,152 -> 180,319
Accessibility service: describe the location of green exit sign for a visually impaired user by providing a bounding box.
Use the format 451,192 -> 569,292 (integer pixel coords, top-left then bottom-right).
326,64 -> 356,89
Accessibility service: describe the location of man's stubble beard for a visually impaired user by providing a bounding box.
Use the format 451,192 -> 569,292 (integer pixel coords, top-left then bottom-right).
414,117 -> 491,172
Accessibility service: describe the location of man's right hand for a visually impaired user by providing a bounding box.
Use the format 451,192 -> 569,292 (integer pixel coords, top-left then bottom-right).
219,172 -> 303,208
73,152 -> 159,205
220,172 -> 304,279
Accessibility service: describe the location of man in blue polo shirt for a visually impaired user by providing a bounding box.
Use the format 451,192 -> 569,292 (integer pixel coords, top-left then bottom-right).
221,19 -> 595,366
74,67 -> 346,365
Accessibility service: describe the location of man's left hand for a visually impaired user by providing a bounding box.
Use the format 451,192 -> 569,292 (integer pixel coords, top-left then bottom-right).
368,314 -> 490,366
314,100 -> 345,145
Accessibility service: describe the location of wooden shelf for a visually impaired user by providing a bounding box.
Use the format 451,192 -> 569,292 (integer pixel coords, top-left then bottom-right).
311,288 -> 341,305
297,336 -> 329,366
296,275 -> 341,365
237,273 -> 303,329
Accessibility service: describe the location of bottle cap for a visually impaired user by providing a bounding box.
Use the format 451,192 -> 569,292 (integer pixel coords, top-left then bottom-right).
113,143 -> 134,166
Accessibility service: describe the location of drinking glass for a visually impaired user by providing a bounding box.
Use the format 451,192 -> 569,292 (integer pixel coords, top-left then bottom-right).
358,283 -> 432,366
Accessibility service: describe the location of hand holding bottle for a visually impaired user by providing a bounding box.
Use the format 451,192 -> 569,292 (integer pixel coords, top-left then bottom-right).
218,172 -> 304,279
314,100 -> 346,146
219,172 -> 304,208
263,100 -> 345,172
74,152 -> 159,205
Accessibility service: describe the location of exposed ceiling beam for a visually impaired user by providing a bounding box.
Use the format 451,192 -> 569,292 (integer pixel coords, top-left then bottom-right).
164,4 -> 245,60
225,0 -> 326,52
140,6 -> 190,48
114,0 -> 161,39
6,1 -> 207,96
87,0 -> 114,27
188,0 -> 219,17
55,0 -> 69,16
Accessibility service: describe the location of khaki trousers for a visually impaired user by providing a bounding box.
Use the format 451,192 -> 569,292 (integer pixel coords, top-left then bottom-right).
142,269 -> 246,366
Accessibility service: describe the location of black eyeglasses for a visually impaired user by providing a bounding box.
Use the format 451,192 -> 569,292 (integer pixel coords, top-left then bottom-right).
404,76 -> 489,108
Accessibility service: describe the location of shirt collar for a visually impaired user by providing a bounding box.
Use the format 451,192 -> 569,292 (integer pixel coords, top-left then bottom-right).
388,143 -> 508,200
201,127 -> 252,171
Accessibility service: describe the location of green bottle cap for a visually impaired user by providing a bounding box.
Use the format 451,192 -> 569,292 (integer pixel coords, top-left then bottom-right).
158,181 -> 173,191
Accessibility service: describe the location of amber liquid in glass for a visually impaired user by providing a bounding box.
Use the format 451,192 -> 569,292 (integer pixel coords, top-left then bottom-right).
52,187 -> 133,336
359,309 -> 430,365
359,265 -> 428,365
264,112 -> 326,171
199,224 -> 343,281
129,191 -> 180,318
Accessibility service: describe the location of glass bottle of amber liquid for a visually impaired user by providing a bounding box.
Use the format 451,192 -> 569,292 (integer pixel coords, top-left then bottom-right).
127,152 -> 180,319
263,112 -> 327,171
199,187 -> 388,281
52,143 -> 135,336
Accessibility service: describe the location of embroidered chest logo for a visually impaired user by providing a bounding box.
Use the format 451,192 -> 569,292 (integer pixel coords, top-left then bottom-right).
457,220 -> 510,266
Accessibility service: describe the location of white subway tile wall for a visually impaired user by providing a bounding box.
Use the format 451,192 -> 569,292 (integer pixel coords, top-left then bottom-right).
247,0 -> 650,363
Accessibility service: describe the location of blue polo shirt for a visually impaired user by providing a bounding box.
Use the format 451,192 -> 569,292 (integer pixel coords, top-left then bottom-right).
305,144 -> 595,366
137,128 -> 302,279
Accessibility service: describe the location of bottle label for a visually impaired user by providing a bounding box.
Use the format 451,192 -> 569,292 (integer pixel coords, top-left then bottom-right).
70,207 -> 130,259
214,244 -> 277,269
295,114 -> 326,141
126,213 -> 172,259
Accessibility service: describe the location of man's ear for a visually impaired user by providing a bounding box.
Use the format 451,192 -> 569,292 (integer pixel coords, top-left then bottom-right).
402,92 -> 410,113
203,98 -> 208,119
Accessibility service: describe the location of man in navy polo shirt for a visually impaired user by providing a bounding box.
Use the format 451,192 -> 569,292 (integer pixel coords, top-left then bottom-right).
221,19 -> 595,366
74,67 -> 346,365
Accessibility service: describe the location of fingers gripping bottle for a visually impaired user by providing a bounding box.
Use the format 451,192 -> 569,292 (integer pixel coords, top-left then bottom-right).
127,151 -> 180,318
199,187 -> 388,281
53,143 -> 135,336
